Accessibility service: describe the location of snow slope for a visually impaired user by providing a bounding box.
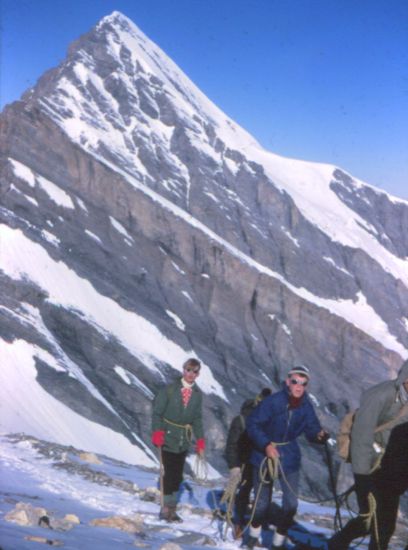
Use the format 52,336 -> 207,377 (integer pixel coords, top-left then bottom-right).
0,434 -> 374,550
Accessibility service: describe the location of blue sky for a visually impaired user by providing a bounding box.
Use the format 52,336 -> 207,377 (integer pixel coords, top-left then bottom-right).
1,0 -> 407,199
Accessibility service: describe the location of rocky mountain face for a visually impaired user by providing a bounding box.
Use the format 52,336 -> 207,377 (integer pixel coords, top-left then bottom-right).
1,12 -> 407,496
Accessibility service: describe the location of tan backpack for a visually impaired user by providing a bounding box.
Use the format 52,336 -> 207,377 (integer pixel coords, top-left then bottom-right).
336,411 -> 356,462
337,402 -> 408,462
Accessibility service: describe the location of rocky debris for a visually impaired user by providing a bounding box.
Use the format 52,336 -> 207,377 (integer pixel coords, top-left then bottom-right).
7,435 -> 93,465
24,536 -> 63,546
78,452 -> 102,464
5,502 -> 78,531
172,532 -> 217,545
157,544 -> 182,550
54,461 -> 138,493
63,514 -> 80,524
6,502 -> 47,526
89,513 -> 144,533
139,487 -> 160,503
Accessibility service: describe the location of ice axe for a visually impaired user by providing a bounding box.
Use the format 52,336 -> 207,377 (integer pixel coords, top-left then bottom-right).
324,440 -> 343,530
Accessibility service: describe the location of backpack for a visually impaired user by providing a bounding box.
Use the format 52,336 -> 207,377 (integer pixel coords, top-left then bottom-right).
336,411 -> 356,462
336,403 -> 408,462
236,414 -> 253,465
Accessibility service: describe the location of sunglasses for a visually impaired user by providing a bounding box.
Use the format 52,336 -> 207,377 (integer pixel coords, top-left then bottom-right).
289,378 -> 308,387
184,367 -> 200,374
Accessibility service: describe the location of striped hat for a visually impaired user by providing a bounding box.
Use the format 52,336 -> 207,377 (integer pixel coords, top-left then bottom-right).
288,364 -> 310,379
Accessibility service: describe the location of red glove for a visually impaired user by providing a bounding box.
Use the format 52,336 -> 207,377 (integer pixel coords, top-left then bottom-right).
196,438 -> 205,453
152,430 -> 165,447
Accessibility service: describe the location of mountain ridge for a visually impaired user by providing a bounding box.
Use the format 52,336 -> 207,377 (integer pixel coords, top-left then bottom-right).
1,10 -> 407,492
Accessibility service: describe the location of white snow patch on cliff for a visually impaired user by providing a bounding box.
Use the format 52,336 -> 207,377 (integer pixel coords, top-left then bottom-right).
0,339 -> 155,467
0,225 -> 227,399
9,158 -> 35,187
37,175 -> 75,209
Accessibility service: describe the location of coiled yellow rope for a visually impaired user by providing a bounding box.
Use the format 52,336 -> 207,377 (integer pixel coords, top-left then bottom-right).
359,492 -> 380,549
163,418 -> 193,442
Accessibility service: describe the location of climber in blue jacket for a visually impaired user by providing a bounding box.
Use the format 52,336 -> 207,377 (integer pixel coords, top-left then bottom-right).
245,365 -> 329,549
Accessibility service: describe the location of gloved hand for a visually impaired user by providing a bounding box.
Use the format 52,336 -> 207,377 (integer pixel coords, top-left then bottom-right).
220,466 -> 242,505
228,466 -> 242,485
196,438 -> 206,455
152,430 -> 165,447
316,430 -> 330,444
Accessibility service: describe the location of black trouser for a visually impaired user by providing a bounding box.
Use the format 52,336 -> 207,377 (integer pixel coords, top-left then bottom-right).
235,462 -> 253,526
251,465 -> 299,535
367,478 -> 401,550
328,474 -> 377,550
162,449 -> 187,496
329,474 -> 400,550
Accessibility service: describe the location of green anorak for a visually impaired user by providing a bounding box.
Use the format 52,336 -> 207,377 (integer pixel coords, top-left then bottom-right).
152,378 -> 204,453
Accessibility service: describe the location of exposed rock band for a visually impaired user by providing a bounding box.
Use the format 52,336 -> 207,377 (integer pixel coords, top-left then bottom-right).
152,358 -> 408,550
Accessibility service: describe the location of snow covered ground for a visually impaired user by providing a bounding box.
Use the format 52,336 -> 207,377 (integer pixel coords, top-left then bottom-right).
3,433 -> 405,550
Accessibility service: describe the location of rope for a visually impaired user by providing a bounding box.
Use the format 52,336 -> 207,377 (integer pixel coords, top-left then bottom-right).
358,492 -> 380,549
335,486 -> 380,550
220,468 -> 242,506
219,466 -> 244,539
215,442 -> 289,539
212,440 -> 352,541
193,452 -> 208,482
240,456 -> 280,533
223,481 -> 238,540
163,418 -> 193,442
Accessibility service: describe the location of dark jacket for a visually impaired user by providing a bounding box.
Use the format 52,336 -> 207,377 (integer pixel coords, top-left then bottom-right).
152,378 -> 204,453
225,399 -> 256,469
350,360 -> 408,475
374,421 -> 408,494
246,384 -> 322,474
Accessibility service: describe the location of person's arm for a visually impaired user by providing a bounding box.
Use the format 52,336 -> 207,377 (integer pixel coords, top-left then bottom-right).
350,390 -> 389,475
303,399 -> 325,442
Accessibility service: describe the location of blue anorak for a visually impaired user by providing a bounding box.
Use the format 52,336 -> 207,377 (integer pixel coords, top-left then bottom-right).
246,384 -> 322,474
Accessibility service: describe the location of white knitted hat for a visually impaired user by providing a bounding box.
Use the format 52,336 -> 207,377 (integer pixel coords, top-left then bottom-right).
288,364 -> 310,379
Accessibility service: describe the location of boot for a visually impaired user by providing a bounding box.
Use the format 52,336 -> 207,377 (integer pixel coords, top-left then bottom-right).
271,530 -> 286,549
242,536 -> 259,549
326,515 -> 368,550
234,524 -> 244,539
159,505 -> 172,521
168,505 -> 183,523
243,525 -> 261,548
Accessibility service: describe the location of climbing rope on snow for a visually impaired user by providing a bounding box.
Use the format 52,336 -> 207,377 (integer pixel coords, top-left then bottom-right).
193,452 -> 208,482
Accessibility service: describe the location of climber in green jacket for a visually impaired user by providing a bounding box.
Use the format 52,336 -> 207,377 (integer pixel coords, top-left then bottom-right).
151,357 -> 205,522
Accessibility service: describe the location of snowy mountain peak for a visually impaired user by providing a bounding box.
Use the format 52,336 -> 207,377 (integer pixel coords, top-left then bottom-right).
29,12 -> 406,291
35,9 -> 261,205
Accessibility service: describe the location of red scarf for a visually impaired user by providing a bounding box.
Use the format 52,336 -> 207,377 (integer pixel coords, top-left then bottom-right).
181,387 -> 193,408
289,395 -> 303,409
